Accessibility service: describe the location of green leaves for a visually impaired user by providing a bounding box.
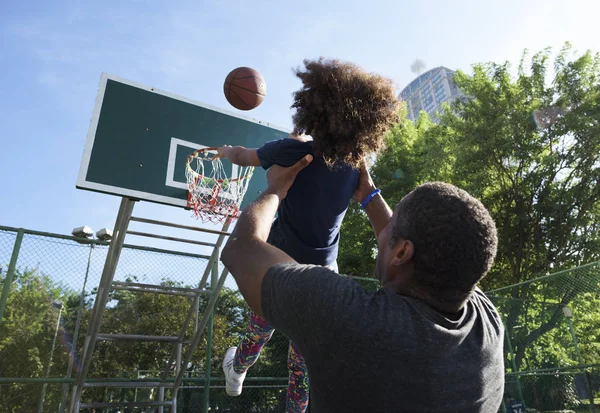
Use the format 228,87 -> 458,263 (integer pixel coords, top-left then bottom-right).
342,45 -> 600,401
339,44 -> 600,348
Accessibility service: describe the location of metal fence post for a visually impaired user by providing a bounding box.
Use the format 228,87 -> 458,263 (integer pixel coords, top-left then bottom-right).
37,301 -> 64,412
504,324 -> 525,402
59,243 -> 94,412
203,259 -> 218,413
564,306 -> 596,413
0,229 -> 24,324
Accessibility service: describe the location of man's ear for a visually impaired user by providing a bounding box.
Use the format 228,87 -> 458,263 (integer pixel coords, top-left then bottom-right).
390,239 -> 414,266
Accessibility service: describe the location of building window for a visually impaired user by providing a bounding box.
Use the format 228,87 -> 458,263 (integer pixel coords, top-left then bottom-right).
409,78 -> 422,94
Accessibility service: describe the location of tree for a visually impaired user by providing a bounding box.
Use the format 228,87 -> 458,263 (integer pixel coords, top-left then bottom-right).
77,276 -> 287,412
0,268 -> 80,412
339,44 -> 600,376
0,265 -> 287,412
448,44 -> 600,287
447,44 -> 600,371
339,107 -> 452,275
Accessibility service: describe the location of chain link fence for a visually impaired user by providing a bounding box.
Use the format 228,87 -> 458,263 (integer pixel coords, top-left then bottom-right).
489,262 -> 600,412
2,225 -> 599,412
0,225 -> 218,412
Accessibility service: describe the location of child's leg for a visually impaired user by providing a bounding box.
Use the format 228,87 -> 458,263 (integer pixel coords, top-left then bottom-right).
286,341 -> 309,413
283,262 -> 332,411
233,312 -> 275,374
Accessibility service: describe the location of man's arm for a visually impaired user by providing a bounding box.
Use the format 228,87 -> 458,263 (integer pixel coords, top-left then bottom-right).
216,145 -> 261,166
220,155 -> 313,317
221,192 -> 295,317
353,159 -> 393,238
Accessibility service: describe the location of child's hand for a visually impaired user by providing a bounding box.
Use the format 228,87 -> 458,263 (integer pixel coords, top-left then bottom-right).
353,158 -> 376,204
215,145 -> 232,160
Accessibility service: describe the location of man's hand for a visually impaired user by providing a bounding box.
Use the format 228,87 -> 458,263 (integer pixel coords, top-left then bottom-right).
221,155 -> 313,318
266,154 -> 313,199
353,158 -> 377,204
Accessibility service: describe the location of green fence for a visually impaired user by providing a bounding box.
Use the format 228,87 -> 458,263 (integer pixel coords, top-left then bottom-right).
0,225 -> 378,412
489,262 -> 600,412
1,224 -> 599,412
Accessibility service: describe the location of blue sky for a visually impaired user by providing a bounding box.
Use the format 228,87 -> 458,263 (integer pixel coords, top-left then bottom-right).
1,0 -> 599,256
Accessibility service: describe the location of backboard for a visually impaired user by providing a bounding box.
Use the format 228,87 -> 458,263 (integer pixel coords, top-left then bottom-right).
76,73 -> 289,210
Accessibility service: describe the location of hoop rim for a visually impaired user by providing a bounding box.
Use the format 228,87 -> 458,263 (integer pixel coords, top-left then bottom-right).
185,146 -> 255,223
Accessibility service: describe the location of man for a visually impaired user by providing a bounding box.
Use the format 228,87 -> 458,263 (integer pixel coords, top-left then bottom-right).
221,156 -> 505,412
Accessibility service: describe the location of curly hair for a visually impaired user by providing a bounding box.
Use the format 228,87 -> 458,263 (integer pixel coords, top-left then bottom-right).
291,58 -> 400,168
392,182 -> 498,301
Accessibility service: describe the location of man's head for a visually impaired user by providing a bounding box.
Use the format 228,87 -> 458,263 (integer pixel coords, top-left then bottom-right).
376,182 -> 498,310
291,58 -> 400,168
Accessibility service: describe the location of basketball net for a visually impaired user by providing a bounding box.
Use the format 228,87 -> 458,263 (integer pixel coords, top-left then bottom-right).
185,148 -> 254,224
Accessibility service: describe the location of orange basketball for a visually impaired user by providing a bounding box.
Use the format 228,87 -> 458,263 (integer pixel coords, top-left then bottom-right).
224,67 -> 266,111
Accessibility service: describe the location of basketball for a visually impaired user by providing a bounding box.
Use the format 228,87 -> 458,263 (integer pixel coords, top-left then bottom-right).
224,67 -> 266,111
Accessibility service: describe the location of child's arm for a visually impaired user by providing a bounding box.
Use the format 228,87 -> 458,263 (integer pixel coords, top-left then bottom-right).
287,132 -> 312,142
216,145 -> 261,166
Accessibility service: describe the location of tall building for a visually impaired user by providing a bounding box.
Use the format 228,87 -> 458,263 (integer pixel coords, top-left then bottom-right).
400,66 -> 463,122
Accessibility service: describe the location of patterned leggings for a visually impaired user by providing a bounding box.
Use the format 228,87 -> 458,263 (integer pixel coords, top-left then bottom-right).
233,312 -> 309,413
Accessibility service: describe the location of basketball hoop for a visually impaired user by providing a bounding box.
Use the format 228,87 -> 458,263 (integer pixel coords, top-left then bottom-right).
185,147 -> 254,224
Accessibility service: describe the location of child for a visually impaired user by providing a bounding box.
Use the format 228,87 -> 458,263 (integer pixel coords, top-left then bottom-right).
218,58 -> 399,413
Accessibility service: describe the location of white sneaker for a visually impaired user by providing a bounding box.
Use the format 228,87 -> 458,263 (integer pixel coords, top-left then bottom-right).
223,347 -> 247,396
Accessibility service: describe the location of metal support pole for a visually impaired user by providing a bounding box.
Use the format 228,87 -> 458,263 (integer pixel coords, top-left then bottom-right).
37,302 -> 64,412
171,266 -> 230,394
0,229 -> 24,324
504,324 -> 525,402
176,343 -> 182,374
69,197 -> 136,413
171,342 -> 182,412
193,295 -> 200,334
59,243 -> 94,412
134,371 -> 139,404
203,259 -> 218,413
564,307 -> 596,412
158,221 -> 230,384
158,386 -> 165,413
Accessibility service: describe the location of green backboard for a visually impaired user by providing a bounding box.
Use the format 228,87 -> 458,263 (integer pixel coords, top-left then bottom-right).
76,73 -> 289,209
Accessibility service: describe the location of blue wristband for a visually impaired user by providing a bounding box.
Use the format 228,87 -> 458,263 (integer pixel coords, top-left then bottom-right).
361,188 -> 381,209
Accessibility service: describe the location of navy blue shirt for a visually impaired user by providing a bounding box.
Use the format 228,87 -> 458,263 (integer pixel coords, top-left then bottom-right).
257,138 -> 359,266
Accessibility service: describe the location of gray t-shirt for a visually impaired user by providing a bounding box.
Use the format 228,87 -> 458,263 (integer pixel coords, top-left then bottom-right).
262,263 -> 505,413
